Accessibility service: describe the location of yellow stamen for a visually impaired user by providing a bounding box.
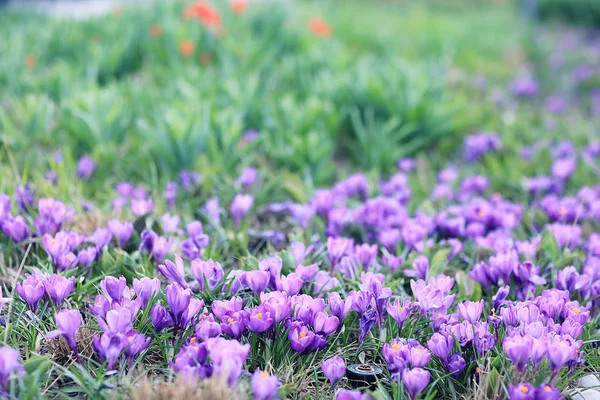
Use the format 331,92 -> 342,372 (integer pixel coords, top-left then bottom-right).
520,386 -> 528,394
260,371 -> 269,379
299,331 -> 306,339
573,308 -> 580,314
128,336 -> 134,341
393,344 -> 400,351
544,386 -> 551,392
475,367 -> 480,373
256,313 -> 263,319
227,317 -> 234,323
190,337 -> 197,343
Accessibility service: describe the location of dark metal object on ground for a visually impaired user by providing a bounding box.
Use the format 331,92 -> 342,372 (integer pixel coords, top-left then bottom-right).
346,363 -> 384,388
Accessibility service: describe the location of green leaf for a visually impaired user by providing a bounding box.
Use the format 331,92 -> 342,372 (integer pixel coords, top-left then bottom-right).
429,248 -> 450,278
23,355 -> 51,376
539,229 -> 561,262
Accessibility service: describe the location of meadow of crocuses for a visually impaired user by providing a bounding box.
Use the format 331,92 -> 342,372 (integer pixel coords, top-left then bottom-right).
1,0 -> 600,399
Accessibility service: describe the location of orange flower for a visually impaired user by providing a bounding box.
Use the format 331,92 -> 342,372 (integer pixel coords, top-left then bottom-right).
184,2 -> 221,28
149,24 -> 163,39
24,54 -> 36,69
179,40 -> 195,56
308,16 -> 332,38
199,52 -> 212,65
231,0 -> 248,14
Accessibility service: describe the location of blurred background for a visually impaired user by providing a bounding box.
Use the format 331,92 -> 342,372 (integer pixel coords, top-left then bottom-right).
0,0 -> 599,201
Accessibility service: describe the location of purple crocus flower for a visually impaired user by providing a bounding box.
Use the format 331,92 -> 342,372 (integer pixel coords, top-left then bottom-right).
131,199 -> 154,217
252,370 -> 280,400
336,390 -> 365,400
511,76 -> 538,97
179,170 -> 201,190
404,255 -> 429,280
386,298 -> 411,332
164,182 -> 178,208
312,311 -> 339,335
276,273 -> 303,296
402,368 -> 430,400
132,277 -> 161,307
16,275 -> 45,312
160,213 -> 180,233
44,275 -> 75,307
261,292 -> 292,323
15,184 -> 35,211
3,216 -> 30,243
327,237 -> 354,265
457,300 -> 484,323
180,238 -> 200,260
551,158 -> 576,180
57,252 -> 78,271
358,308 -> 377,343
76,156 -> 96,179
322,356 -> 345,385
158,256 -> 188,288
89,228 -> 112,251
427,332 -> 453,361
503,335 -> 532,371
236,167 -> 258,191
165,283 -> 192,329
219,311 -> 247,339
246,270 -> 270,294
556,266 -> 591,292
46,309 -> 82,362
204,197 -> 221,226
150,303 -> 173,332
507,383 -> 535,400
99,308 -> 134,333
288,323 -> 315,352
259,256 -> 282,289
101,276 -> 127,304
397,158 -> 416,172
247,305 -> 274,333
191,259 -> 224,292
211,297 -> 243,320
42,232 -> 70,265
93,332 -> 125,370
0,346 -> 24,391
230,194 -> 254,227
463,132 -> 502,162
406,345 -> 431,368
77,247 -> 97,267
534,383 -> 561,400
446,352 -> 466,377
108,219 -> 134,247
328,292 -> 352,322
90,295 -> 110,319
194,315 -> 221,341
123,330 -> 151,360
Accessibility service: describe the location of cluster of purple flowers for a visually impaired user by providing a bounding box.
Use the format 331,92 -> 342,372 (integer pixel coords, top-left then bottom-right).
16,269 -> 75,311
90,276 -> 155,369
2,122 -> 600,400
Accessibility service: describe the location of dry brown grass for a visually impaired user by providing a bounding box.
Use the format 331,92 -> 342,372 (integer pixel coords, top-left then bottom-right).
45,327 -> 97,365
126,375 -> 248,400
